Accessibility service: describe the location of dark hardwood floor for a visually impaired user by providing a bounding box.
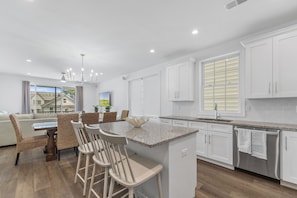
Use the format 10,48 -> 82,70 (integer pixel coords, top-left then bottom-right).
1,146 -> 297,198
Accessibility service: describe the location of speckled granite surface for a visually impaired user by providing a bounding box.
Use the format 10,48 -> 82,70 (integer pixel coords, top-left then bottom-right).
160,115 -> 297,131
99,121 -> 198,147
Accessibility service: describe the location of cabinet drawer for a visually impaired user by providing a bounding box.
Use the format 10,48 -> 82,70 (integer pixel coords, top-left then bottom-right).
160,119 -> 172,125
208,123 -> 233,133
173,120 -> 188,127
188,121 -> 207,130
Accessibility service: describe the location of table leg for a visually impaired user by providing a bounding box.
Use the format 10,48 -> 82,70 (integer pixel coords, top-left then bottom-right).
46,129 -> 57,161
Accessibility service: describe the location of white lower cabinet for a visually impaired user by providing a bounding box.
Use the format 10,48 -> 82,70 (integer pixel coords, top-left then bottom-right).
281,131 -> 297,188
189,121 -> 233,168
172,119 -> 188,127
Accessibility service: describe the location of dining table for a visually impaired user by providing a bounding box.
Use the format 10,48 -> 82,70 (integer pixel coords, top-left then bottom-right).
33,121 -> 57,161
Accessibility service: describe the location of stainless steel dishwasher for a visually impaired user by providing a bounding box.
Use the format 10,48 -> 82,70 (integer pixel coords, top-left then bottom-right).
233,126 -> 280,180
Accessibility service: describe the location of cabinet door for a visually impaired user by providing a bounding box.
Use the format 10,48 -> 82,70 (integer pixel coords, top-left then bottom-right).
167,65 -> 178,101
178,62 -> 194,101
189,121 -> 208,157
273,30 -> 297,97
245,38 -> 273,98
282,131 -> 297,184
196,130 -> 208,157
207,131 -> 233,165
160,118 -> 172,126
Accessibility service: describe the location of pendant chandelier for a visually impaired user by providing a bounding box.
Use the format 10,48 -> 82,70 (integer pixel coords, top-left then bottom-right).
61,54 -> 102,83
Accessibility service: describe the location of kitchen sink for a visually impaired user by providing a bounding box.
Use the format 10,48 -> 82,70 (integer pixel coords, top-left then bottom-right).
196,118 -> 232,122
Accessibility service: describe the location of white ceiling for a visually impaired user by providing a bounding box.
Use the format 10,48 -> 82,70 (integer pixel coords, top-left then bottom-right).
1,0 -> 297,83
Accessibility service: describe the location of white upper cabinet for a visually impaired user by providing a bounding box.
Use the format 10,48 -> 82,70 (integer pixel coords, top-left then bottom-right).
167,61 -> 194,101
245,38 -> 273,98
244,27 -> 297,98
273,31 -> 297,97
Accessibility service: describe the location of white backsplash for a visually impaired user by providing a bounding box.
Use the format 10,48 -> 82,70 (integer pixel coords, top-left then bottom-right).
244,98 -> 297,124
171,98 -> 297,124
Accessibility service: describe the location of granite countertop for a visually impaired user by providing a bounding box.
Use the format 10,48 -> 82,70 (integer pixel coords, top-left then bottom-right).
99,121 -> 198,147
160,115 -> 297,131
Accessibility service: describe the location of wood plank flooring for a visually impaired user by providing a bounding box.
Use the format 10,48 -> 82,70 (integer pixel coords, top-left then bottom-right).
1,146 -> 297,198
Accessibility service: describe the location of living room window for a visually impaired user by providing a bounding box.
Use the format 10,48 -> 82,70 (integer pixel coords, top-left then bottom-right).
30,85 -> 75,113
199,52 -> 242,115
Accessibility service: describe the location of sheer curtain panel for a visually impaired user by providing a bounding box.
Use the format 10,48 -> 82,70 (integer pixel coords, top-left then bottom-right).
75,86 -> 83,112
22,81 -> 31,114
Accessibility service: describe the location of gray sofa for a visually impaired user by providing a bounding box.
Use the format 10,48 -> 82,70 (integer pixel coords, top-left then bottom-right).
0,113 -> 57,147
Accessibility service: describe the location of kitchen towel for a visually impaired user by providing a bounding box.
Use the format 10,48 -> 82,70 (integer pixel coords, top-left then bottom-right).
251,130 -> 267,160
237,128 -> 252,154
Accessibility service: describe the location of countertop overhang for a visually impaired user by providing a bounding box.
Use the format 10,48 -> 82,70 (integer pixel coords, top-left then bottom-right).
99,121 -> 198,147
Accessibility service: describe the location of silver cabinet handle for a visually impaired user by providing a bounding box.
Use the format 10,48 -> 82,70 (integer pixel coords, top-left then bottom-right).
208,135 -> 211,144
268,82 -> 271,95
275,81 -> 277,94
204,135 -> 207,144
285,136 -> 287,151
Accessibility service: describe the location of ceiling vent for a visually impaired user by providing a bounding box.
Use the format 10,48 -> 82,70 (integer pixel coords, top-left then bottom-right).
225,0 -> 248,10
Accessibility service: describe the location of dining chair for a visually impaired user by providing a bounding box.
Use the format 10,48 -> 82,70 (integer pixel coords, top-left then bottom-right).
120,110 -> 129,121
9,114 -> 48,165
81,112 -> 99,125
99,130 -> 163,198
71,121 -> 95,196
102,112 -> 117,123
56,113 -> 79,160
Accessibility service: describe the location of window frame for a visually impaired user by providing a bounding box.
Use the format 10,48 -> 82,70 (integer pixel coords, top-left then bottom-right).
198,51 -> 245,118
30,85 -> 76,114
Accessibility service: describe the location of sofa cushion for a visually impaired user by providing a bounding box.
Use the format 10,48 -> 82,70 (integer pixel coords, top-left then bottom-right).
34,113 -> 57,119
0,114 -> 9,121
15,114 -> 34,120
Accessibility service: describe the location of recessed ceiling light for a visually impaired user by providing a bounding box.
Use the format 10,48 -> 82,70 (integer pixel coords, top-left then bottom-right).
26,59 -> 32,63
100,72 -> 103,75
192,29 -> 199,35
27,72 -> 31,75
150,49 -> 155,53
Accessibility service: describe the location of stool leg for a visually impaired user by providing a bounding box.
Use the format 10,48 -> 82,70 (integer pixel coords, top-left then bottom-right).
74,152 -> 82,183
128,188 -> 134,198
157,173 -> 163,198
15,153 -> 20,166
83,154 -> 90,196
88,163 -> 96,198
108,178 -> 115,198
103,167 -> 109,198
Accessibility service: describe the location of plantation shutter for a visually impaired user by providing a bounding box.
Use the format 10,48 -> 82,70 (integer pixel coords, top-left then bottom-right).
202,55 -> 239,112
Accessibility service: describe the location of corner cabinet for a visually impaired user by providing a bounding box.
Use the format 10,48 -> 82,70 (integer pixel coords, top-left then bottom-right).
189,121 -> 233,169
167,61 -> 194,101
281,131 -> 297,189
244,27 -> 297,98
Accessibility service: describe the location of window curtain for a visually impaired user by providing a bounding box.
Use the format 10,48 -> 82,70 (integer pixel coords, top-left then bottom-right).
75,86 -> 83,112
22,81 -> 31,114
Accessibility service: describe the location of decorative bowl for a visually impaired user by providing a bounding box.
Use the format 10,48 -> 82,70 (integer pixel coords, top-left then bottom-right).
125,117 -> 149,128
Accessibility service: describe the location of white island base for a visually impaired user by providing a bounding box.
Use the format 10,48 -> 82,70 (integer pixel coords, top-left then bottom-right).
127,133 -> 196,198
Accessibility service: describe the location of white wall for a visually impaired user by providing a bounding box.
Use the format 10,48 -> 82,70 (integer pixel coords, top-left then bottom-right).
0,73 -> 97,113
97,61 -> 174,117
96,37 -> 297,124
97,76 -> 129,114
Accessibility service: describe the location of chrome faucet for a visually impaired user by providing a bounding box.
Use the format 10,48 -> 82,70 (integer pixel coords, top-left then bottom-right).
214,103 -> 219,119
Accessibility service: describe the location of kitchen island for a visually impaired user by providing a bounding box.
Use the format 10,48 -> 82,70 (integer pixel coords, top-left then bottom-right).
100,121 -> 198,198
